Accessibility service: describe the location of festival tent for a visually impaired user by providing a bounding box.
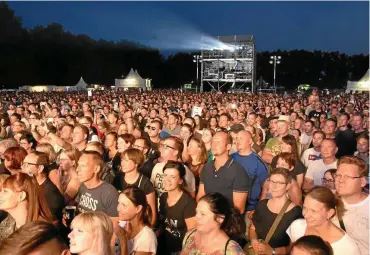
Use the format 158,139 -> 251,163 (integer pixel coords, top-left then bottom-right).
346,69 -> 370,93
74,77 -> 88,90
115,69 -> 151,91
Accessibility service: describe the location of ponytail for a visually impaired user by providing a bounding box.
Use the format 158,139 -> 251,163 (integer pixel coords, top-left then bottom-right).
335,195 -> 346,220
142,202 -> 152,226
221,207 -> 244,237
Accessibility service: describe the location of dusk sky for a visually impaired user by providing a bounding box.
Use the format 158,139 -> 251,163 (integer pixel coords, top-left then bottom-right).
9,1 -> 370,55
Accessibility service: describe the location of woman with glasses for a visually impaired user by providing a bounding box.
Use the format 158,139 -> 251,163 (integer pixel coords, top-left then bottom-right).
0,173 -> 53,241
3,147 -> 27,175
158,161 -> 196,255
115,148 -> 157,227
115,186 -> 157,255
249,168 -> 302,255
287,186 -> 360,255
322,169 -> 337,194
270,135 -> 306,188
58,148 -> 81,205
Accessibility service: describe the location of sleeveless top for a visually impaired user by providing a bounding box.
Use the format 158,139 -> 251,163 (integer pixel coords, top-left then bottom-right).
180,229 -> 245,255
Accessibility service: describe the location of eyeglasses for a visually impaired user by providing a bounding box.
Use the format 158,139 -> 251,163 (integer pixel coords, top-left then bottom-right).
145,126 -> 156,131
321,178 -> 335,184
333,174 -> 362,181
267,180 -> 287,187
22,162 -> 41,168
133,144 -> 145,150
160,144 -> 177,151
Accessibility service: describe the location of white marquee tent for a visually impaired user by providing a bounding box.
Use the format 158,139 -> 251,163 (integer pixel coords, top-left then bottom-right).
115,69 -> 151,90
346,69 -> 370,93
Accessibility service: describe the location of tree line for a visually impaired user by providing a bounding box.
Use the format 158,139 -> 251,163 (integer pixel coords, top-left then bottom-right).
0,2 -> 368,90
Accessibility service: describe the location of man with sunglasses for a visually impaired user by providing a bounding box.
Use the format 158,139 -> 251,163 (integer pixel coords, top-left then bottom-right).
21,151 -> 65,224
150,136 -> 196,198
146,120 -> 162,152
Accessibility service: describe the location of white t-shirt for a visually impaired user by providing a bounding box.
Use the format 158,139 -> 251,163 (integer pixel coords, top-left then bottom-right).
300,132 -> 312,146
332,195 -> 369,255
287,219 -> 360,255
151,162 -> 196,196
127,226 -> 157,255
305,159 -> 337,186
301,148 -> 321,168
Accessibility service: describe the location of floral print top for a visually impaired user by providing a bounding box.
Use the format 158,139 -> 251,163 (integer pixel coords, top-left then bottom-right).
180,229 -> 245,255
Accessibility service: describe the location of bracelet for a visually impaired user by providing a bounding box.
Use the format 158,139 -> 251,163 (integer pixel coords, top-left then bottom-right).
272,248 -> 276,255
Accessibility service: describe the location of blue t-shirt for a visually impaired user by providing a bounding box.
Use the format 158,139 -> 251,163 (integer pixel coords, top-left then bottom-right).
231,152 -> 269,211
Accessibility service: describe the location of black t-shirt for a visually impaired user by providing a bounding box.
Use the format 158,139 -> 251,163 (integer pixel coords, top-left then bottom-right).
159,192 -> 196,252
139,158 -> 155,179
354,130 -> 369,140
41,178 -> 65,221
308,110 -> 325,119
115,173 -> 154,195
76,182 -> 119,217
253,199 -> 303,248
271,156 -> 306,180
103,151 -> 121,174
335,129 -> 357,158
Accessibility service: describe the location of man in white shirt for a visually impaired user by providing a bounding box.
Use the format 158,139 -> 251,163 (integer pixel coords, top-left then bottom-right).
332,156 -> 369,255
301,130 -> 325,168
300,120 -> 315,151
303,138 -> 337,192
151,136 -> 196,198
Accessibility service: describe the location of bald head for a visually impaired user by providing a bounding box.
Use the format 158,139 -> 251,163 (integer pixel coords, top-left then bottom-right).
236,130 -> 253,153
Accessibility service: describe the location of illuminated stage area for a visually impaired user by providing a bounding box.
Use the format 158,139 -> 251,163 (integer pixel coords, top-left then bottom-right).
200,35 -> 256,92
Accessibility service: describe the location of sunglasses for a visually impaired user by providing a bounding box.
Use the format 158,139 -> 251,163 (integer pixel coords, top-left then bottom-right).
146,126 -> 156,131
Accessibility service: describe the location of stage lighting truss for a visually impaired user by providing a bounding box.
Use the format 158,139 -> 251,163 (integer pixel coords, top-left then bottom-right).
200,35 -> 256,93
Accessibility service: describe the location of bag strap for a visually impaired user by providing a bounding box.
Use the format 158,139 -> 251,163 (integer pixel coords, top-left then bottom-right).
264,200 -> 291,244
224,239 -> 231,255
338,213 -> 346,232
138,174 -> 143,188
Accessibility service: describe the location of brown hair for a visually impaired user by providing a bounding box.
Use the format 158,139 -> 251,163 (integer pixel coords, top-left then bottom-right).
120,186 -> 152,226
121,148 -> 144,168
270,167 -> 292,183
188,137 -> 208,164
2,173 -> 53,223
306,186 -> 345,219
85,141 -> 105,156
60,148 -> 81,166
81,151 -> 104,174
165,136 -> 184,156
3,147 -> 27,170
74,124 -> 89,138
282,134 -> 300,159
118,133 -> 136,146
338,156 -> 367,177
36,143 -> 57,164
276,152 -> 297,170
0,221 -> 68,255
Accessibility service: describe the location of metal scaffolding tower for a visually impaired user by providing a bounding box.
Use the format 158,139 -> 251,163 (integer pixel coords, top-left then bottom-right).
200,35 -> 256,93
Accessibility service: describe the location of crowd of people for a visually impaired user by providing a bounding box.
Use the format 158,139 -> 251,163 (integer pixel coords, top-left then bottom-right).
0,88 -> 368,255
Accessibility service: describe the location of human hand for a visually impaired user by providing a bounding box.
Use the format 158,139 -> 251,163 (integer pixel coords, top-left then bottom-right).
247,210 -> 255,220
255,241 -> 273,255
114,221 -> 131,240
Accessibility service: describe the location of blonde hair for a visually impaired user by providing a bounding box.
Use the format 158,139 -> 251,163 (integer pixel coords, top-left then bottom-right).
71,211 -> 114,255
36,143 -> 57,164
